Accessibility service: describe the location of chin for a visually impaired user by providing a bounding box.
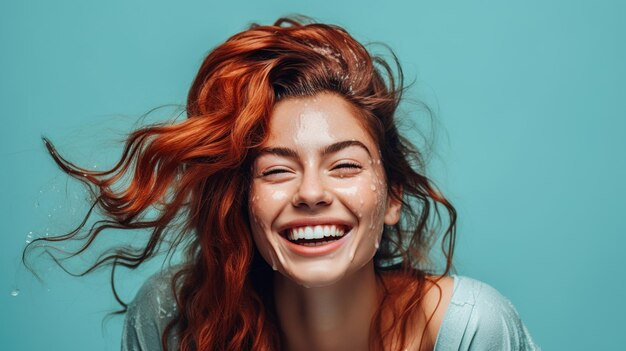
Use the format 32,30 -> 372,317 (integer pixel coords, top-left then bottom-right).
290,272 -> 347,289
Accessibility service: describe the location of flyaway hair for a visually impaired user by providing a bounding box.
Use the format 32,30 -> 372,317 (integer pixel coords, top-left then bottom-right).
25,17 -> 456,351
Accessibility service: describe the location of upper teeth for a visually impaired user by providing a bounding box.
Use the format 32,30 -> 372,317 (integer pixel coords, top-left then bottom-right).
288,225 -> 345,241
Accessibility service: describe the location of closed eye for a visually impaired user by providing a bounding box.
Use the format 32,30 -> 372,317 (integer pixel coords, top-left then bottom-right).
333,162 -> 362,170
331,162 -> 362,177
261,168 -> 291,177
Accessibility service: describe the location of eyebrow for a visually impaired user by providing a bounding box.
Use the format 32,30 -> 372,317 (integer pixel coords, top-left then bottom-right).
257,140 -> 372,158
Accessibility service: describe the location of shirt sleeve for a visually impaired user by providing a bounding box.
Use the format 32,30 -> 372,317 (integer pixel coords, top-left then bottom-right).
121,270 -> 178,351
462,278 -> 539,351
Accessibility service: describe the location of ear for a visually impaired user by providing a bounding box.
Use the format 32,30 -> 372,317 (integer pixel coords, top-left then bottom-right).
384,185 -> 402,225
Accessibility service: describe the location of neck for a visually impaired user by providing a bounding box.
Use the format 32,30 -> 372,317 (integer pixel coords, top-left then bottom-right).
273,260 -> 381,351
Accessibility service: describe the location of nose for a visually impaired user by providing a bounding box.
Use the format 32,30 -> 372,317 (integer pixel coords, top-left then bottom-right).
292,170 -> 332,209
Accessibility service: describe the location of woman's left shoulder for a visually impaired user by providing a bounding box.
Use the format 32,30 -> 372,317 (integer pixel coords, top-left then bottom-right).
434,275 -> 540,351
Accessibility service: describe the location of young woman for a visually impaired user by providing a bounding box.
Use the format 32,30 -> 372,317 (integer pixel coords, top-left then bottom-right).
32,18 -> 538,351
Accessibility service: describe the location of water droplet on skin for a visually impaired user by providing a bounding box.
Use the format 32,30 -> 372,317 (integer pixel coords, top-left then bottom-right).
271,191 -> 287,201
370,184 -> 376,191
374,241 -> 380,249
10,289 -> 19,297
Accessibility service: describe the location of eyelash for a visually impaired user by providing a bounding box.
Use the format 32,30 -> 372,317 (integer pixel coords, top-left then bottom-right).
261,168 -> 289,177
333,162 -> 362,170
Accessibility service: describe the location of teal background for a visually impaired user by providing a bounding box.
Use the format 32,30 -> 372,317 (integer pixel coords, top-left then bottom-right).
2,0 -> 625,350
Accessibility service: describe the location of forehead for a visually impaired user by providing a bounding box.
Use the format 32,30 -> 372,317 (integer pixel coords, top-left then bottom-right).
266,93 -> 376,151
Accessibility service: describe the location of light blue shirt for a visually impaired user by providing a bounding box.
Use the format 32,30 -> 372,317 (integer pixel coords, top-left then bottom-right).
434,275 -> 539,350
122,272 -> 539,350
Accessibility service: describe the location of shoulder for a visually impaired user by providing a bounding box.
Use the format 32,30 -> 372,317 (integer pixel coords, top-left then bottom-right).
434,276 -> 540,351
121,268 -> 179,351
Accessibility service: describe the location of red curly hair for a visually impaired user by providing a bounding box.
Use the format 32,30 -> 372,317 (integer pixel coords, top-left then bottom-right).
26,17 -> 456,351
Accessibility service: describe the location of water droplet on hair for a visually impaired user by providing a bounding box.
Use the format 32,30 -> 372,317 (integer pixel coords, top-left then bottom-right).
272,265 -> 277,271
10,289 -> 19,297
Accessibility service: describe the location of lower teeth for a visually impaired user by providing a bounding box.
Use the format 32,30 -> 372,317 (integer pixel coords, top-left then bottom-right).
290,236 -> 343,246
300,240 -> 336,246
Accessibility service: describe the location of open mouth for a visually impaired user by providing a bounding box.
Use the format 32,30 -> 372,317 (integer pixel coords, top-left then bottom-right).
281,225 -> 351,247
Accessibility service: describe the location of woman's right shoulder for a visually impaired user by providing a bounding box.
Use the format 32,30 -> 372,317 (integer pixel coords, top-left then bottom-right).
121,268 -> 180,351
132,268 -> 178,311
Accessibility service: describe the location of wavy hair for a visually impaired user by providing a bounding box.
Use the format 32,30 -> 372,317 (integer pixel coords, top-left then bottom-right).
25,17 -> 456,351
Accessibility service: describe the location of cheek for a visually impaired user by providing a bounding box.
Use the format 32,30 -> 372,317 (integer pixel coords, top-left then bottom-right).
369,166 -> 389,216
333,171 -> 387,222
248,185 -> 290,232
248,192 -> 262,229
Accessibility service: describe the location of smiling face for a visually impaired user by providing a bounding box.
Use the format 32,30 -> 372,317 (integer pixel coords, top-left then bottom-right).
248,92 -> 401,288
